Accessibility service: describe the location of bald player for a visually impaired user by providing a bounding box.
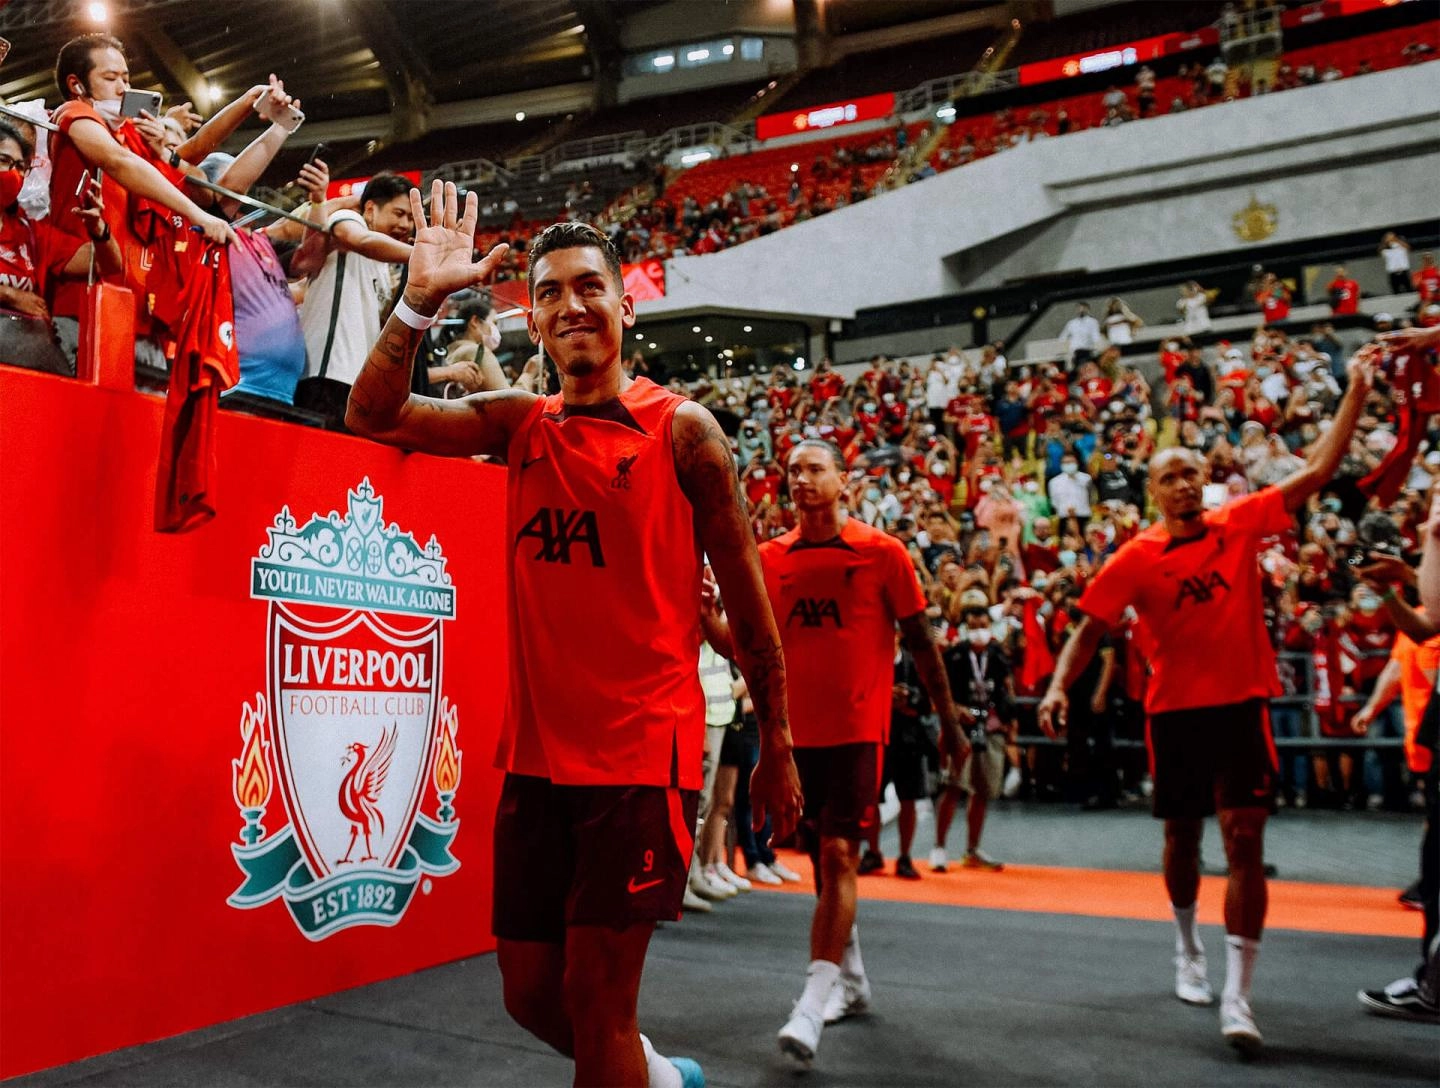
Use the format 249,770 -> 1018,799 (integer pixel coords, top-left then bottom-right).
1040,350 -> 1375,1056
704,439 -> 964,1070
347,183 -> 802,1088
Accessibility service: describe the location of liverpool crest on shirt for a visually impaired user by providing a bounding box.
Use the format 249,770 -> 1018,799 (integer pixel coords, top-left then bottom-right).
227,479 -> 462,940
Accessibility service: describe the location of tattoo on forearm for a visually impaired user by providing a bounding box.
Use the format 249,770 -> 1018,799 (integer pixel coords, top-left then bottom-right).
349,317 -> 422,426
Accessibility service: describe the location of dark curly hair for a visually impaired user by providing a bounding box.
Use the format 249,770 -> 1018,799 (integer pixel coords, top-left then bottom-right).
526,221 -> 623,302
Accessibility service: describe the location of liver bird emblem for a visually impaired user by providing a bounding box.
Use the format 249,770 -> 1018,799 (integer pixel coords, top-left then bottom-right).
336,724 -> 396,865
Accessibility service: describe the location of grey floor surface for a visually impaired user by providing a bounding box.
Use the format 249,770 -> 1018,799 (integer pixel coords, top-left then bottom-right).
10,805 -> 1435,1088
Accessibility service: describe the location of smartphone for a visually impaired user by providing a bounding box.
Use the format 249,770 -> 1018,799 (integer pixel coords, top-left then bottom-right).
257,95 -> 304,133
74,169 -> 91,199
306,142 -> 326,167
120,88 -> 162,119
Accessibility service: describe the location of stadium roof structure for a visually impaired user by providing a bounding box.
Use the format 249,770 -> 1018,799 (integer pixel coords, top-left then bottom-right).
0,0 -> 1012,155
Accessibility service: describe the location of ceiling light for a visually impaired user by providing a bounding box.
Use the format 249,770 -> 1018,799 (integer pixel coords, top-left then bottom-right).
936,106 -> 956,121
687,49 -> 710,62
206,83 -> 223,106
692,325 -> 701,333
680,151 -> 712,165
635,332 -> 644,340
743,325 -> 752,333
653,54 -> 675,69
704,335 -> 713,342
515,111 -> 526,122
648,342 -> 658,349
723,349 -> 734,358
792,359 -> 805,371
87,1 -> 108,21
722,44 -> 735,56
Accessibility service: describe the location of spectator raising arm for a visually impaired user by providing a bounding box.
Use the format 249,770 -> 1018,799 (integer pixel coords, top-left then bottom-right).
64,113 -> 233,244
346,181 -> 530,456
177,79 -> 277,164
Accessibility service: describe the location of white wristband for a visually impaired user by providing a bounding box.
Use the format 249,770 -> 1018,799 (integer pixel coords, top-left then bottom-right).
394,296 -> 438,330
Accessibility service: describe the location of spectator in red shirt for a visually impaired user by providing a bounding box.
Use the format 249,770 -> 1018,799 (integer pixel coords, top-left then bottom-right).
1326,266 -> 1361,316
809,357 -> 844,405
1414,252 -> 1440,305
0,120 -> 121,368
1255,273 -> 1292,324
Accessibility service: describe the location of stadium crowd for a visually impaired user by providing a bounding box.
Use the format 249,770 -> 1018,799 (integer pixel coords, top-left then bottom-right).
2,31 -> 1438,872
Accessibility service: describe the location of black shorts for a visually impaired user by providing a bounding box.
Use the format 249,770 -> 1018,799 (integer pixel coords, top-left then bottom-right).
719,727 -> 747,768
794,742 -> 882,843
883,722 -> 936,802
492,774 -> 699,942
1147,698 -> 1277,820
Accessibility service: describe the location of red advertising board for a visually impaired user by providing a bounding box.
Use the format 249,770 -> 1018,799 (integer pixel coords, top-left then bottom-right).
756,91 -> 896,142
0,366 -> 509,1078
1018,29 -> 1219,85
326,170 -> 422,200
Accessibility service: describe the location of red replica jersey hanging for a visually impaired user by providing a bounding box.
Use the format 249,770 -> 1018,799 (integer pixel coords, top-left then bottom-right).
1078,487 -> 1293,715
760,518 -> 927,748
495,377 -> 706,788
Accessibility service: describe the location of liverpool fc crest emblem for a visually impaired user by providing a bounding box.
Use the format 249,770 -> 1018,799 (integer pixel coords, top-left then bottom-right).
227,479 -> 462,940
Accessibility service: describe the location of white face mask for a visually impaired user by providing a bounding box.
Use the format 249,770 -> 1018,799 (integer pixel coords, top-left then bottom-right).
1023,480 -> 1039,493
94,99 -> 123,124
482,325 -> 502,351
754,469 -> 766,480
966,627 -> 992,648
1061,463 -> 1078,476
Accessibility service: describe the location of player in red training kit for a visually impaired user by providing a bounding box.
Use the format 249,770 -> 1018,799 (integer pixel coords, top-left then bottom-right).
1040,350 -> 1376,1056
703,440 -> 964,1071
347,182 -> 802,1088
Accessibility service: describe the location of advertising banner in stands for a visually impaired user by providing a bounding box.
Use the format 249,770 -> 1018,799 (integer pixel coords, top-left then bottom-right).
326,170 -> 422,199
1018,29 -> 1219,85
0,368 -> 508,1078
756,91 -> 896,142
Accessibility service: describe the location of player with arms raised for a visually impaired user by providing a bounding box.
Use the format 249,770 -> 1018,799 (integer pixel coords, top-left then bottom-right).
1039,350 -> 1376,1055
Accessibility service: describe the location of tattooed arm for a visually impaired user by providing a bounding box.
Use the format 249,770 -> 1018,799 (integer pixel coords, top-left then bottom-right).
674,401 -> 802,840
345,181 -> 535,456
898,612 -> 967,764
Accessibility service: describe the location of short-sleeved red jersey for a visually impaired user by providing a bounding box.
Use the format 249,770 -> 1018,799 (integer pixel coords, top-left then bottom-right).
494,378 -> 706,788
1078,487 -> 1293,715
760,518 -> 927,748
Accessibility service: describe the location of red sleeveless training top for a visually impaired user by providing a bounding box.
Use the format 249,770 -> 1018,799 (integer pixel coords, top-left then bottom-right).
494,377 -> 705,788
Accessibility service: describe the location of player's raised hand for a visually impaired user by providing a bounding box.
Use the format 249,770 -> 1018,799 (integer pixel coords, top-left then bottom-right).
405,180 -> 508,313
1346,344 -> 1380,393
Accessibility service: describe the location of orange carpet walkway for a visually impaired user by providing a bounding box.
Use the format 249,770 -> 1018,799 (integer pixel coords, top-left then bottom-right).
758,852 -> 1416,938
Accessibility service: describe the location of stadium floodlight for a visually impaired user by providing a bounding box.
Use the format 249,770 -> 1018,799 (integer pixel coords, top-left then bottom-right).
635,332 -> 644,340
743,325 -> 752,333
722,44 -> 734,56
515,111 -> 526,122
87,1 -> 108,22
692,326 -> 702,333
648,343 -> 658,349
704,335 -> 713,343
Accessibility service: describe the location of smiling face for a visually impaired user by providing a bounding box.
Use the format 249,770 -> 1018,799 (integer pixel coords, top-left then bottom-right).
527,245 -> 634,380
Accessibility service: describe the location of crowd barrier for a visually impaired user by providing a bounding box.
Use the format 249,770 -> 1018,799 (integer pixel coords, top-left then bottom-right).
0,363 -> 509,1079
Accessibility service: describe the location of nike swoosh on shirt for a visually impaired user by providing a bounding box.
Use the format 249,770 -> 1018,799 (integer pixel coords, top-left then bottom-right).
627,877 -> 664,894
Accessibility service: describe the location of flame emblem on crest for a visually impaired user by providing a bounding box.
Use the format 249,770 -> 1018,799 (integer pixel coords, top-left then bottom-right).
434,699 -> 462,794
232,696 -> 272,811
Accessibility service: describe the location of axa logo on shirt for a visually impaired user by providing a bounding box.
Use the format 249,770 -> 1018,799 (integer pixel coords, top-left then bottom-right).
787,597 -> 843,628
1173,570 -> 1231,609
516,507 -> 606,567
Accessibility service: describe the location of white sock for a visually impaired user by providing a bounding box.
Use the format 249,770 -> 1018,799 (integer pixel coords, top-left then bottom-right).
796,960 -> 842,1021
1172,903 -> 1202,958
1222,935 -> 1259,1003
840,924 -> 866,982
639,1033 -> 681,1088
